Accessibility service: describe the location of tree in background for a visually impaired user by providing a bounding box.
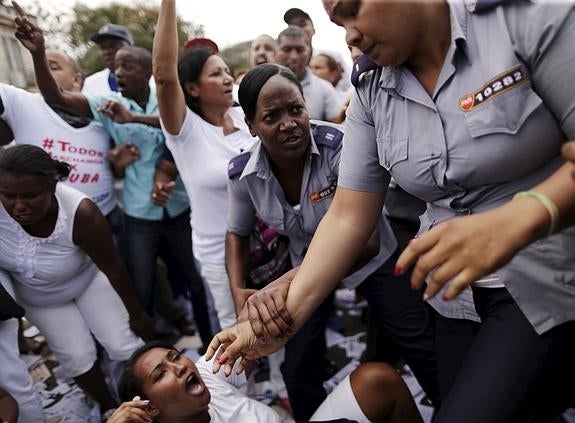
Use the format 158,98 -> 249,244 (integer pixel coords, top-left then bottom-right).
21,0 -> 202,76
68,1 -> 203,75
221,40 -> 250,77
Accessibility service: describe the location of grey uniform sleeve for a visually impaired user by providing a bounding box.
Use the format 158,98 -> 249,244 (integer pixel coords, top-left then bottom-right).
227,176 -> 257,237
338,88 -> 391,192
505,3 -> 575,137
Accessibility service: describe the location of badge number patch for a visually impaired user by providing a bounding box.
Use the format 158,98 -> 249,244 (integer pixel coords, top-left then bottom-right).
310,182 -> 337,203
459,65 -> 527,112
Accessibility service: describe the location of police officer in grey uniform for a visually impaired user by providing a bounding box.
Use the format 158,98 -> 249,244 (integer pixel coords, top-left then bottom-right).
226,64 -> 440,419
305,0 -> 575,422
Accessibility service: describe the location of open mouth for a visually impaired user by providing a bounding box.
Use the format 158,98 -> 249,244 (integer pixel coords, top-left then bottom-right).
185,372 -> 204,395
282,134 -> 302,145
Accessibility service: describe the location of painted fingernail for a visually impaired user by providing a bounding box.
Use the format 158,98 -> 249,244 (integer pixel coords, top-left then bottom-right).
258,336 -> 266,343
393,265 -> 403,276
218,355 -> 228,365
141,400 -> 150,405
423,293 -> 430,301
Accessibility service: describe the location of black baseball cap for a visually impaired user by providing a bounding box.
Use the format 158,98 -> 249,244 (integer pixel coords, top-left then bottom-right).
283,8 -> 312,24
90,24 -> 134,45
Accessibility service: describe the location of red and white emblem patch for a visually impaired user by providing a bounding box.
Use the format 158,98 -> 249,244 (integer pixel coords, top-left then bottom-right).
458,65 -> 528,112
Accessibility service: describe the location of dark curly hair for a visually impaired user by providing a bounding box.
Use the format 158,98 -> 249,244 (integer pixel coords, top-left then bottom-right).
0,144 -> 70,188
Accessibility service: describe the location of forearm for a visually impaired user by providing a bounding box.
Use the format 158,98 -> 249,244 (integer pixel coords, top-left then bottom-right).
110,162 -> 126,179
31,50 -> 91,117
286,189 -> 384,330
153,0 -> 186,133
130,114 -> 161,128
519,162 -> 575,237
225,232 -> 251,297
153,0 -> 178,83
105,263 -> 145,315
31,50 -> 64,106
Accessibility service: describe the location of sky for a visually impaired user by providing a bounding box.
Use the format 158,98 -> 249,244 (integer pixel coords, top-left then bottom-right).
16,0 -> 352,68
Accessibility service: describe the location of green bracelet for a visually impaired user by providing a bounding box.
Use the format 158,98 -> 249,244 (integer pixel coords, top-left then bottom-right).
513,191 -> 559,237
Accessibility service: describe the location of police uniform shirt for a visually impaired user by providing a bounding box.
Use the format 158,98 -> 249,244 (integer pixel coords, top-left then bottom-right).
338,0 -> 575,333
227,123 -> 397,289
301,70 -> 344,122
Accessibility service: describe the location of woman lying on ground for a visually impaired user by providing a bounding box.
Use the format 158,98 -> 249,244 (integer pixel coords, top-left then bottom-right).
107,342 -> 422,423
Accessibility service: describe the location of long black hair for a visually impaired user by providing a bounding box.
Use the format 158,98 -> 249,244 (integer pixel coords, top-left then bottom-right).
0,144 -> 70,188
177,47 -> 215,119
238,63 -> 303,123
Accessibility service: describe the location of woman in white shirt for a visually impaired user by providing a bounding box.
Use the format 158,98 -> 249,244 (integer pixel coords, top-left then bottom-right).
0,145 -> 152,415
107,342 -> 423,423
153,1 -> 256,330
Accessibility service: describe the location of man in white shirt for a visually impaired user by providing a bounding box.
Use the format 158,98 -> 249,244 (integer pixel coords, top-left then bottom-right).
276,26 -> 343,123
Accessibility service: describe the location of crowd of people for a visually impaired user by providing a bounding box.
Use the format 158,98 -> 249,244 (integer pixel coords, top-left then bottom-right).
1,0 -> 575,422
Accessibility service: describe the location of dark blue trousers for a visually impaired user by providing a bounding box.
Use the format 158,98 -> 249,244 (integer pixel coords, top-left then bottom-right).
358,251 -> 441,407
435,287 -> 575,423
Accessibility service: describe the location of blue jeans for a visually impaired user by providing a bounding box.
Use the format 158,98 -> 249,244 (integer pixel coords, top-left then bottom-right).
125,210 -> 213,346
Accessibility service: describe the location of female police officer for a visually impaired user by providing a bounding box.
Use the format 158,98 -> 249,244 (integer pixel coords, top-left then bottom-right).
225,64 -> 439,419
210,1 -> 575,422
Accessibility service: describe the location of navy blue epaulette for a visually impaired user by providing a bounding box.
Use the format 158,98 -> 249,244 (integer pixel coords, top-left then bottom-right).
472,0 -> 509,13
351,54 -> 380,88
228,151 -> 251,179
311,122 -> 344,149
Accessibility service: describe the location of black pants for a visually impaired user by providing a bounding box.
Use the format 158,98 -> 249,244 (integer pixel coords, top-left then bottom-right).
282,292 -> 334,421
435,287 -> 575,423
358,251 -> 441,407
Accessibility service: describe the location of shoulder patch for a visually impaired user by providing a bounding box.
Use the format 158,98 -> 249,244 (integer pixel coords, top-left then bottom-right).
473,0 -> 509,13
228,152 -> 251,179
312,124 -> 344,149
351,54 -> 380,88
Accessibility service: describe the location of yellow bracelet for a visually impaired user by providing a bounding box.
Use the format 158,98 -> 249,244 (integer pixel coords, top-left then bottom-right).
513,191 -> 559,237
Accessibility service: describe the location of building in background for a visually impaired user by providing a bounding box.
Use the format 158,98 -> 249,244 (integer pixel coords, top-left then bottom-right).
0,1 -> 35,89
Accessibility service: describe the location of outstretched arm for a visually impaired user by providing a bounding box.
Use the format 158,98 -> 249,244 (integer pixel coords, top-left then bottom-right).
225,232 -> 257,316
73,199 -> 154,341
153,0 -> 187,135
97,101 -> 161,128
207,188 -> 385,365
12,2 -> 91,117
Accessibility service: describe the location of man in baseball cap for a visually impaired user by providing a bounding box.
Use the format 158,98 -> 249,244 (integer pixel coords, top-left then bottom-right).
83,24 -> 134,96
283,7 -> 315,43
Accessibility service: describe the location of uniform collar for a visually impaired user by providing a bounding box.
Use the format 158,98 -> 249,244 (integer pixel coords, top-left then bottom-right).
300,69 -> 312,87
242,126 -> 320,180
448,0 -> 471,64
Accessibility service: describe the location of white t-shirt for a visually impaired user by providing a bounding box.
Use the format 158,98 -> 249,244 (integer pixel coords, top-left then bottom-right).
196,357 -> 282,423
162,107 -> 256,265
82,68 -> 157,97
0,83 -> 116,215
82,68 -> 116,97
